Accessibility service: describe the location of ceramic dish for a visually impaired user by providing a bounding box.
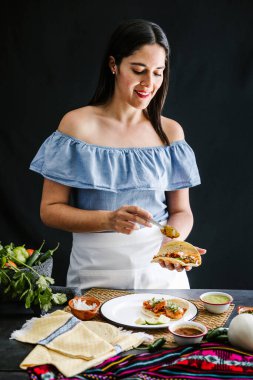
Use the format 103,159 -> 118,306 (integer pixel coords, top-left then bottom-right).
100,293 -> 198,329
169,320 -> 207,345
200,291 -> 233,314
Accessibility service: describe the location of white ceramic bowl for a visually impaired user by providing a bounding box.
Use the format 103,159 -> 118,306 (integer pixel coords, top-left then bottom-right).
169,320 -> 207,345
200,291 -> 233,314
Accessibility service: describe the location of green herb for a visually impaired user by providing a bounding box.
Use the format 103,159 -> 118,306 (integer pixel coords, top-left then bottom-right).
166,301 -> 180,312
0,241 -> 67,312
52,293 -> 68,304
149,297 -> 165,307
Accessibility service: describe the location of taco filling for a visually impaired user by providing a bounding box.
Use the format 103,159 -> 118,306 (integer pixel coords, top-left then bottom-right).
168,252 -> 199,265
161,225 -> 180,239
152,241 -> 201,267
142,297 -> 188,320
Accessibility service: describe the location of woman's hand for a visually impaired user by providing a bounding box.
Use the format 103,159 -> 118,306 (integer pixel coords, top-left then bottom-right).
159,246 -> 207,272
108,205 -> 152,234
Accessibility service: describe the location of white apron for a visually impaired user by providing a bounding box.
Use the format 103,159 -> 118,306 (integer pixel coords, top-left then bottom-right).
67,225 -> 189,290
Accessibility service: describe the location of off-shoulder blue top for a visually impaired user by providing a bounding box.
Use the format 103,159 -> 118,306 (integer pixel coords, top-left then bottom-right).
30,130 -> 201,222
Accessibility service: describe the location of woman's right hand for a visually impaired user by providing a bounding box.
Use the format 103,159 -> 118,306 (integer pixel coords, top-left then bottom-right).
108,205 -> 153,234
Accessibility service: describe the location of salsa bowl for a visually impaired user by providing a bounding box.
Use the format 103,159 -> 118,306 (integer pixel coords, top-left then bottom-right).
200,291 -> 233,314
169,320 -> 207,345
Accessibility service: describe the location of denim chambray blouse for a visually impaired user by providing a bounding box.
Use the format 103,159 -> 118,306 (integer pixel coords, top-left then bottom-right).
30,130 -> 201,222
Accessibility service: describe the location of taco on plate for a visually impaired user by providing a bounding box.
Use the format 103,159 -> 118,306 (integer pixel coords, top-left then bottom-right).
142,297 -> 189,320
152,241 -> 201,267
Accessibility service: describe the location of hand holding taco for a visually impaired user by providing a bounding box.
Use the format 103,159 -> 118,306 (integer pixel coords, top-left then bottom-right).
152,240 -> 202,268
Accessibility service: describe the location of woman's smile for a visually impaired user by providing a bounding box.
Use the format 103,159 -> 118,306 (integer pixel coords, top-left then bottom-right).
134,90 -> 151,99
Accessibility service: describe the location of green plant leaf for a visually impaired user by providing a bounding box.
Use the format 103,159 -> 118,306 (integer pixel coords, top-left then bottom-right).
25,290 -> 34,309
20,289 -> 29,300
45,277 -> 55,285
38,287 -> 53,312
52,293 -> 67,305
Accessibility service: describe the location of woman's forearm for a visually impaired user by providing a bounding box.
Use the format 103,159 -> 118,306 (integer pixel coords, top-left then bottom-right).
40,202 -> 152,234
40,203 -> 112,233
167,210 -> 194,241
40,179 -> 113,233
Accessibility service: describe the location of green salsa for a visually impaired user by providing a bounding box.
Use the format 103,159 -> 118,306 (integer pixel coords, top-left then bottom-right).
203,294 -> 230,304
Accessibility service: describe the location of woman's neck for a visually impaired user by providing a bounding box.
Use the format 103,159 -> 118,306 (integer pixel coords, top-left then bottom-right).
101,97 -> 146,126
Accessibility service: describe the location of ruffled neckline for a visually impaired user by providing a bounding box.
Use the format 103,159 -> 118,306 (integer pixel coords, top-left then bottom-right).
55,130 -> 185,152
30,130 -> 201,192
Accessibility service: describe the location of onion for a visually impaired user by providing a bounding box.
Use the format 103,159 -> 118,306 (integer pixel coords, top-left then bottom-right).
228,313 -> 253,352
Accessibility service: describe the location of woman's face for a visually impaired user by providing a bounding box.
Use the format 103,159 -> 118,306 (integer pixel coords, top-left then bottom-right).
112,43 -> 166,109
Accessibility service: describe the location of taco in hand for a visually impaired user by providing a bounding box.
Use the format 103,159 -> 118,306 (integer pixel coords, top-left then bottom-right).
152,241 -> 201,267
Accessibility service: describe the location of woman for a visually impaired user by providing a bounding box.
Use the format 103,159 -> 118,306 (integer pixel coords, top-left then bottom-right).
30,19 -> 205,290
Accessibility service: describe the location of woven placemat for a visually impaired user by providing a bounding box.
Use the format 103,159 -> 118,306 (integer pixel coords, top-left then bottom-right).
65,288 -> 234,347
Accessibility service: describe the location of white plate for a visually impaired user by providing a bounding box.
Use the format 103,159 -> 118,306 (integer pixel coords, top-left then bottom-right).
100,293 -> 198,329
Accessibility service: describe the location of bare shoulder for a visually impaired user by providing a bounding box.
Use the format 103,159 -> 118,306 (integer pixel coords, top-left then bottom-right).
57,106 -> 97,139
161,116 -> 184,143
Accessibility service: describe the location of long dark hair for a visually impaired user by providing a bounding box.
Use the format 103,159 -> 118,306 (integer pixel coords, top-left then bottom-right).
88,19 -> 170,145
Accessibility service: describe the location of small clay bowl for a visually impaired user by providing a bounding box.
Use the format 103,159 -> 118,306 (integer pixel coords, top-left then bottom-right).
68,296 -> 100,320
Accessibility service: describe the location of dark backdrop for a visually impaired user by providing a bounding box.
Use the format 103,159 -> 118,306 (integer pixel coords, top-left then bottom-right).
2,0 -> 252,288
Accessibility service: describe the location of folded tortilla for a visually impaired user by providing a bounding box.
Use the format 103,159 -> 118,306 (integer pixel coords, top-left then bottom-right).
152,241 -> 201,267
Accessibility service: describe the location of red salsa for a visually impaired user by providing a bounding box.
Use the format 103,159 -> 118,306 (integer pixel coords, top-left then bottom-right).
174,326 -> 203,336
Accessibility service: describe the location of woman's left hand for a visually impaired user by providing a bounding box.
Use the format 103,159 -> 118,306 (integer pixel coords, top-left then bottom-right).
159,246 -> 207,272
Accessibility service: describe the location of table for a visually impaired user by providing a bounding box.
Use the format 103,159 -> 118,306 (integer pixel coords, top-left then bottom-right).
0,288 -> 252,380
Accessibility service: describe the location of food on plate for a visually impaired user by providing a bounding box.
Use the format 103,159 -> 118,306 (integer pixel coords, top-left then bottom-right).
142,297 -> 189,320
152,241 -> 201,267
160,225 -> 180,239
174,326 -> 204,336
238,306 -> 253,315
202,294 -> 230,304
135,314 -> 170,325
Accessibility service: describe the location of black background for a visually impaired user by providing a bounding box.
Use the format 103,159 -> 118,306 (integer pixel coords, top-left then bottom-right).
2,0 -> 252,288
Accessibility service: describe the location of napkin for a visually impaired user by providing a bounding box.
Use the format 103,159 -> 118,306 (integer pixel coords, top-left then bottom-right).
11,310 -> 152,377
